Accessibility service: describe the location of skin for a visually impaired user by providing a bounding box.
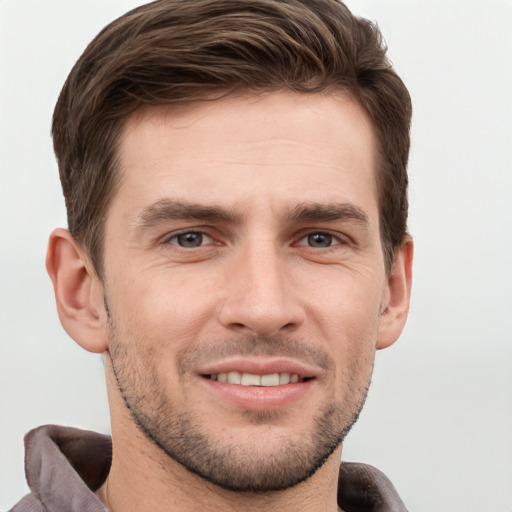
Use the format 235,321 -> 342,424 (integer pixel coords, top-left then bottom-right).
47,91 -> 413,512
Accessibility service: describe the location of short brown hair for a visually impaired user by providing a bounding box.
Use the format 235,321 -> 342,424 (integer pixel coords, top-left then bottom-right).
52,0 -> 412,276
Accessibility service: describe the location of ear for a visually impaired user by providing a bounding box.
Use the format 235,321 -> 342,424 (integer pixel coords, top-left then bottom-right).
46,228 -> 108,353
376,237 -> 413,350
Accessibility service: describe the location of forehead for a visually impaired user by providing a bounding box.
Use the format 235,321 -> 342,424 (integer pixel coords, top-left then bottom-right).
113,91 -> 379,220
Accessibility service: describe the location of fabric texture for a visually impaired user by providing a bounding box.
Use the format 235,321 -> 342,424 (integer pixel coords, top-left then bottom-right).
10,425 -> 408,511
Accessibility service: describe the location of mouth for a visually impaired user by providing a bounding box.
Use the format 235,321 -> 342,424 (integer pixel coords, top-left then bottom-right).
204,372 -> 311,386
197,359 -> 318,410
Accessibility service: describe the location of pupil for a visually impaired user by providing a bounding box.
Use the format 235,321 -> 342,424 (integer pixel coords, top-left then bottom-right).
308,233 -> 332,247
178,232 -> 202,247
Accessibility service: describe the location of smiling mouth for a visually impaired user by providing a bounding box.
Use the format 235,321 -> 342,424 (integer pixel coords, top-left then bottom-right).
205,372 -> 312,386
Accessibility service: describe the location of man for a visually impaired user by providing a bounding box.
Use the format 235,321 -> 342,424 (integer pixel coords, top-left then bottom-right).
10,0 -> 413,510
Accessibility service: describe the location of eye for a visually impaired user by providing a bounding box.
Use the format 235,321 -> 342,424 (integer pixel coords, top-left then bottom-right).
168,231 -> 213,248
297,232 -> 340,248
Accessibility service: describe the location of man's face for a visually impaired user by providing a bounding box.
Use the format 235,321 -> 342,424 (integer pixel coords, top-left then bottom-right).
101,91 -> 391,491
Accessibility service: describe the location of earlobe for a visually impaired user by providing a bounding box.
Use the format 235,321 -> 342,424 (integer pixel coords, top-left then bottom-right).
46,228 -> 108,353
376,237 -> 413,350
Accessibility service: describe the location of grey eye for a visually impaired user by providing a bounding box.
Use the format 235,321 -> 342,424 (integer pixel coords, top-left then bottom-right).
173,232 -> 206,248
307,233 -> 333,248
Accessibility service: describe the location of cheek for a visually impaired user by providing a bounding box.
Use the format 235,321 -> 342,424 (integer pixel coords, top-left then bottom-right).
326,311 -> 377,407
307,272 -> 382,387
306,268 -> 384,340
107,269 -> 219,353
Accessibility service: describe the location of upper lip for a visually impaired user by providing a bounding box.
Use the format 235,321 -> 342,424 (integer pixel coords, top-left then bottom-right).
196,357 -> 320,379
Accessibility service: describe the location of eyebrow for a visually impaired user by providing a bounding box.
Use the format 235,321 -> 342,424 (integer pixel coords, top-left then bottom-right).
137,199 -> 243,229
286,202 -> 370,227
136,198 -> 370,232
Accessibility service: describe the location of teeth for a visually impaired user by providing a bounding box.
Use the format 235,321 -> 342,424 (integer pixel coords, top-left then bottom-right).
279,372 -> 290,385
241,373 -> 261,386
261,374 -> 280,387
208,372 -> 302,386
227,371 -> 241,384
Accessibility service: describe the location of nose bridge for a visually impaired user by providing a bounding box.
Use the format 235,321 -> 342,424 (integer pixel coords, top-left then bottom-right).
219,236 -> 302,336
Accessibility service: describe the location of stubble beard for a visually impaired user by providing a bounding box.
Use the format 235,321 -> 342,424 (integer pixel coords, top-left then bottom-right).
107,319 -> 373,493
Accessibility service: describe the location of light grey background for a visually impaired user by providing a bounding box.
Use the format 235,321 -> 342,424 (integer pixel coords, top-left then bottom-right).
1,1 -> 511,510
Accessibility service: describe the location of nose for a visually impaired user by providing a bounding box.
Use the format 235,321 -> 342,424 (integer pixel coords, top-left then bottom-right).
218,242 -> 304,338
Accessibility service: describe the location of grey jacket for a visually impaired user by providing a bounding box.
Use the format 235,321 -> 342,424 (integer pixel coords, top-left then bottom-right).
10,425 -> 408,511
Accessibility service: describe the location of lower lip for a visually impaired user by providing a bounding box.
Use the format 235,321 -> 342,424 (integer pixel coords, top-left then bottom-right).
199,377 -> 315,410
